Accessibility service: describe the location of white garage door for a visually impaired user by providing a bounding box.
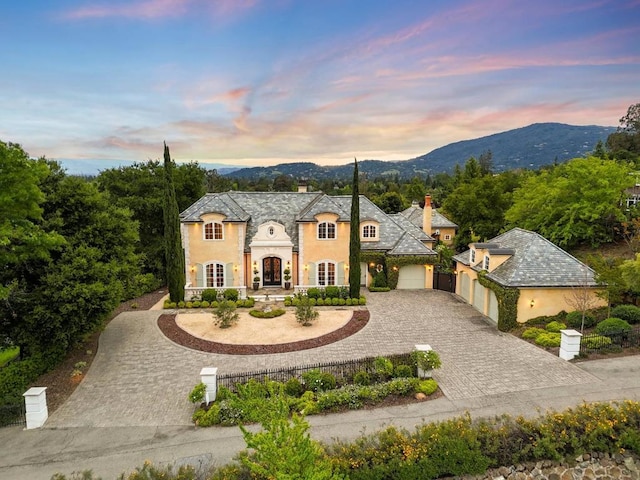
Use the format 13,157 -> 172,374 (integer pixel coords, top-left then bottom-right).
487,290 -> 499,324
460,273 -> 470,302
473,280 -> 486,312
397,265 -> 425,289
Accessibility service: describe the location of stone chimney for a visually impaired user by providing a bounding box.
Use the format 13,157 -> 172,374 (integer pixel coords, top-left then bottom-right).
297,182 -> 308,193
423,195 -> 432,235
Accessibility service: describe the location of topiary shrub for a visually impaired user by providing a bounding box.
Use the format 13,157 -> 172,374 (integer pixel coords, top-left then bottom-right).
177,301 -> 186,308
345,298 -> 352,306
566,311 -> 597,329
359,297 -> 366,305
332,297 -> 340,306
316,298 -> 324,306
545,321 -> 566,333
595,318 -> 632,336
200,300 -> 210,308
284,298 -> 292,307
186,301 -> 194,308
611,305 -> 640,324
535,332 -> 561,347
192,300 -> 201,308
522,327 -> 546,340
372,270 -> 387,288
249,308 -> 286,318
339,298 -> 346,306
201,289 -> 218,303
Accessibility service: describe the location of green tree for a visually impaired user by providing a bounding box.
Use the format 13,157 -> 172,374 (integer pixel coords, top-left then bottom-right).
163,143 -> 185,302
505,157 -> 633,248
620,253 -> 640,297
349,159 -> 361,298
606,102 -> 640,163
374,191 -> 406,213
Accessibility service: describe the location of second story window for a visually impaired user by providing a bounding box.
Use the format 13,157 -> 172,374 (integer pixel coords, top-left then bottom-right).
483,255 -> 490,270
470,249 -> 476,264
204,222 -> 223,240
362,224 -> 377,239
318,222 -> 336,239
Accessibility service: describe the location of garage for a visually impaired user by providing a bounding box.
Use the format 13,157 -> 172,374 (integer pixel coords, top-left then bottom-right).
460,273 -> 470,302
472,280 -> 486,313
397,264 -> 425,289
487,290 -> 499,324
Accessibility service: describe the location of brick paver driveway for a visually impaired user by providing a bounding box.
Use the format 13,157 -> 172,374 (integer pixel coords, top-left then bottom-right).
47,290 -> 597,427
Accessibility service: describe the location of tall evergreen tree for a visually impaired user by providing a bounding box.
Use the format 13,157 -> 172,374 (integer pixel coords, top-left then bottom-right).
163,143 -> 185,302
349,158 -> 361,298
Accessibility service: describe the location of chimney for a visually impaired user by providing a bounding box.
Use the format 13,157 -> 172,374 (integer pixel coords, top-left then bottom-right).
423,195 -> 432,235
297,181 -> 308,193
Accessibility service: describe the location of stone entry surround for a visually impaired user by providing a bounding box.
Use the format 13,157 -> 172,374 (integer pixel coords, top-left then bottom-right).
46,290 -> 598,428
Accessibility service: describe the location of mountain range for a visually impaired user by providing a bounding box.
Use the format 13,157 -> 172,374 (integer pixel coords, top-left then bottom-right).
225,123 -> 616,180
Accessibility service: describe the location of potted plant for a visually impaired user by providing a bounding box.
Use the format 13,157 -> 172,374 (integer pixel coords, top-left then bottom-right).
283,268 -> 291,290
253,269 -> 260,290
412,349 -> 442,378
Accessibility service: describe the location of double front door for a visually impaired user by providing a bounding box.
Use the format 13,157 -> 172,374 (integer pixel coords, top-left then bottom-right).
262,257 -> 281,286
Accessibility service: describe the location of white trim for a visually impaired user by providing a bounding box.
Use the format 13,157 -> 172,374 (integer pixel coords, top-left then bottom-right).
204,261 -> 225,288
316,259 -> 337,286
361,221 -> 379,241
317,221 -> 337,240
203,221 -> 224,241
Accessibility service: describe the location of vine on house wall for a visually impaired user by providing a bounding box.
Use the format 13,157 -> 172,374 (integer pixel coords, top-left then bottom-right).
477,270 -> 520,332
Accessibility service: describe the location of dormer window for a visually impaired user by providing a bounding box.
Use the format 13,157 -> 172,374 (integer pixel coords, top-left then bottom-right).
483,255 -> 490,270
204,222 -> 223,240
470,248 -> 476,264
317,222 -> 336,239
361,223 -> 378,240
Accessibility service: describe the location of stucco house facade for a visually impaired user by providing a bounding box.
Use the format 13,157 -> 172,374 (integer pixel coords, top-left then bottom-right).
453,228 -> 606,327
399,195 -> 458,246
180,191 -> 439,298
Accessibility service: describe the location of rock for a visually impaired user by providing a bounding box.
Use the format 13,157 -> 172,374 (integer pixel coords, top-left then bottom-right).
414,392 -> 427,400
625,456 -> 639,472
498,466 -> 510,477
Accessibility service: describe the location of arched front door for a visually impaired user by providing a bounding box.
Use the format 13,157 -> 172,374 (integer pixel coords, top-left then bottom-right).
262,257 -> 281,286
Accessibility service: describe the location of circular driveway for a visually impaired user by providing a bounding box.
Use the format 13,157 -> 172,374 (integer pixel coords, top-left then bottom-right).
46,290 -> 597,428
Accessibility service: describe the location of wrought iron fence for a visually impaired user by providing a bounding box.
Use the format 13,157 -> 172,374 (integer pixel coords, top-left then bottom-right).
580,326 -> 640,355
217,352 -> 414,391
0,402 -> 25,428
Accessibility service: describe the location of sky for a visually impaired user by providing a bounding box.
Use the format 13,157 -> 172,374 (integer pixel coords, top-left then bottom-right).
1,0 -> 639,168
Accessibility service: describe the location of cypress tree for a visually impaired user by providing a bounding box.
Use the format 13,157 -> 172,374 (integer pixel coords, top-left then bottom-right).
163,142 -> 185,302
349,158 -> 361,298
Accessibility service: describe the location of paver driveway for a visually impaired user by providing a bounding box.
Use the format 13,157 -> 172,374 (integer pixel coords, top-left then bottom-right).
46,290 -> 597,427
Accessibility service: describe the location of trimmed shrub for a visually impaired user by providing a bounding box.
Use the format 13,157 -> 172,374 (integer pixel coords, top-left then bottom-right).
188,382 -> 207,404
308,298 -> 317,306
374,356 -> 394,380
345,298 -> 352,306
535,332 -> 561,347
185,301 -> 194,308
200,300 -> 210,308
192,300 -> 201,308
284,297 -> 292,306
611,304 -> 640,324
566,310 -> 597,329
177,301 -> 186,308
582,334 -> 613,349
353,371 -> 371,386
223,288 -> 239,301
595,318 -> 632,336
545,321 -> 566,333
416,379 -> 438,395
243,298 -> 255,308
359,297 -> 367,305
394,364 -> 414,378
284,378 -> 304,397
201,289 -> 219,303
522,327 -> 546,340
325,286 -> 340,299
316,298 -> 324,306
372,270 -> 388,288
302,369 -> 336,392
249,308 -> 286,318
306,287 -> 321,299
331,297 -> 340,306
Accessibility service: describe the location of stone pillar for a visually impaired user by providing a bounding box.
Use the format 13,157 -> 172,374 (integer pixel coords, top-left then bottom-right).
560,329 -> 582,360
414,344 -> 433,378
200,367 -> 218,404
23,387 -> 48,429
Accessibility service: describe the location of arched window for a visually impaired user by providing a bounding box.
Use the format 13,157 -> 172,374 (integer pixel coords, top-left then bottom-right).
204,222 -> 223,240
317,261 -> 336,286
317,222 -> 336,239
206,262 -> 225,287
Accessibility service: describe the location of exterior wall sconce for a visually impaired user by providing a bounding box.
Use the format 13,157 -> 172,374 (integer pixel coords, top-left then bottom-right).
345,264 -> 349,269
303,264 -> 308,270
190,265 -> 196,273
370,262 -> 375,267
233,264 -> 238,271
286,261 -> 291,270
253,261 -> 258,270
392,266 -> 398,271
530,299 -> 535,308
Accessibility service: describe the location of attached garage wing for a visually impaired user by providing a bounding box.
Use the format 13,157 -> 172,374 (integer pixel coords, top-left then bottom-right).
397,264 -> 425,289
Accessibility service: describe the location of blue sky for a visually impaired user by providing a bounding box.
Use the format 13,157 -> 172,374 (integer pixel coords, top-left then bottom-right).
1,0 -> 638,167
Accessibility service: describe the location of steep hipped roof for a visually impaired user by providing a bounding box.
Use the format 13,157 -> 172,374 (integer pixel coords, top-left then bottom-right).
180,192 -> 436,256
453,228 -> 598,287
399,202 -> 458,229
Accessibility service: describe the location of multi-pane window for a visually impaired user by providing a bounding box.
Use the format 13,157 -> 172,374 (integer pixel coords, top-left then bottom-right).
318,222 -> 336,239
470,249 -> 476,263
483,255 -> 490,270
206,263 -> 224,287
317,261 -> 336,286
204,222 -> 223,240
362,224 -> 377,238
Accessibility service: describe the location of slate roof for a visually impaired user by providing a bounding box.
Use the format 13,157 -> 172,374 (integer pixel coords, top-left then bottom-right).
180,192 -> 436,256
453,228 -> 599,288
399,203 -> 458,229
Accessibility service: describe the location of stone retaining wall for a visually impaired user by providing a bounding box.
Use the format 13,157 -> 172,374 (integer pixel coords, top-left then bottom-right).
452,452 -> 640,480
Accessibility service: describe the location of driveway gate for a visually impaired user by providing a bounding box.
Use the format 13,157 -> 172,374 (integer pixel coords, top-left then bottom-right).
433,269 -> 456,292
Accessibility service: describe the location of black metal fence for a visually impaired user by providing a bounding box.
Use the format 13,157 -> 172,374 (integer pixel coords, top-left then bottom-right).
218,352 -> 414,391
0,402 -> 25,428
580,326 -> 640,355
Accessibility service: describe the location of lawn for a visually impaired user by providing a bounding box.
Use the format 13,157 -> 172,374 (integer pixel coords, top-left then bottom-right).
0,346 -> 19,367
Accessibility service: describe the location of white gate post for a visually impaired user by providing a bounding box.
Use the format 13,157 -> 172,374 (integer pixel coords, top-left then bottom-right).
23,387 -> 48,429
200,367 -> 218,404
560,329 -> 582,360
414,344 -> 433,378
